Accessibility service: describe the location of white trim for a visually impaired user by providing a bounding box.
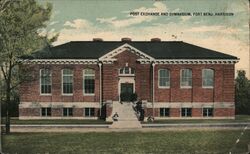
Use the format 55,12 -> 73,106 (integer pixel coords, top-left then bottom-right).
153,59 -> 239,64
152,63 -> 155,116
151,116 -> 235,120
158,69 -> 170,89
21,59 -> 99,64
99,43 -> 155,62
19,116 -> 98,120
144,102 -> 234,108
98,62 -> 102,117
19,102 -> 100,108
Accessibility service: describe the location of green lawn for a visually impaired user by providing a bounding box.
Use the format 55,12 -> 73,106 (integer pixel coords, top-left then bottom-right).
2,130 -> 250,154
143,115 -> 250,124
1,118 -> 111,125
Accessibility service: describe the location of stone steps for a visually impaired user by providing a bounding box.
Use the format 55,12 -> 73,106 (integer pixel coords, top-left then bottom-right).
109,102 -> 142,129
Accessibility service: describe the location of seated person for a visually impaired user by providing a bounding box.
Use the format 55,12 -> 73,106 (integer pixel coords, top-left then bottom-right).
112,112 -> 119,121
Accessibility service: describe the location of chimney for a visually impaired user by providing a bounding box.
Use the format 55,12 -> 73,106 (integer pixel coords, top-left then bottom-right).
121,37 -> 132,42
93,38 -> 103,42
151,38 -> 161,42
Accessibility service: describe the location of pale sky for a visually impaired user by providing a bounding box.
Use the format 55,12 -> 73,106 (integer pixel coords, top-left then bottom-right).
39,0 -> 249,78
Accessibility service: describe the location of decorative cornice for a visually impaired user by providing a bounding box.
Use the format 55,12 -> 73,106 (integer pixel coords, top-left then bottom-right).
138,59 -> 239,64
21,59 -> 99,65
99,43 -> 155,62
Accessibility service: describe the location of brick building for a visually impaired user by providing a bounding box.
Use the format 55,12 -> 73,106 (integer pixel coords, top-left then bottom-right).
19,38 -> 238,120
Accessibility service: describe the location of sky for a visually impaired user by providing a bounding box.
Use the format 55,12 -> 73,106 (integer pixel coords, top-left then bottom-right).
39,0 -> 249,78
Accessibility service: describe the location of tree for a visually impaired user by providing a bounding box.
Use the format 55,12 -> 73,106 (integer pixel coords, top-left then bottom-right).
0,0 -> 57,134
235,70 -> 250,115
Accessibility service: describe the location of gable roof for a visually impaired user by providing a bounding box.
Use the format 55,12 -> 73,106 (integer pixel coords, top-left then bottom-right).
22,41 -> 238,60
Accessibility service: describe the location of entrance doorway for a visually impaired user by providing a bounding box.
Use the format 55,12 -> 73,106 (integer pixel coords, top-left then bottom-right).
120,83 -> 133,102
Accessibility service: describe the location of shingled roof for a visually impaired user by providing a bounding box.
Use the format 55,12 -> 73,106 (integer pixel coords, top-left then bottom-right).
23,41 -> 238,60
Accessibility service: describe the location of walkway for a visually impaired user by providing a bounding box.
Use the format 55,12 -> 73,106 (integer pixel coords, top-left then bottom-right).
109,101 -> 142,129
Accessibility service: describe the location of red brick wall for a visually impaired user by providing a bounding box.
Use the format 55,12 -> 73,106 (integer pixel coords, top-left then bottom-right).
214,108 -> 235,117
20,64 -> 100,103
19,108 -> 40,117
154,64 -> 235,103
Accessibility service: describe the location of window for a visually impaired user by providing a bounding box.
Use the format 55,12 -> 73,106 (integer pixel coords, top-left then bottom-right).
85,108 -> 95,117
160,108 -> 170,117
180,69 -> 192,88
203,108 -> 213,117
62,69 -> 73,94
119,67 -> 135,75
41,107 -> 51,116
40,69 -> 51,94
63,108 -> 73,116
158,69 -> 170,88
202,69 -> 214,88
83,69 -> 95,94
181,108 -> 192,117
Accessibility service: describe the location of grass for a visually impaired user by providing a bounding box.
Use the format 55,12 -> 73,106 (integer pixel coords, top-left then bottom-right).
1,115 -> 249,125
2,130 -> 250,154
143,115 -> 250,124
1,117 -> 111,125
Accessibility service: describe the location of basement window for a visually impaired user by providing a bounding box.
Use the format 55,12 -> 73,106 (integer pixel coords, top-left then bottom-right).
160,108 -> 170,117
203,108 -> 213,117
181,108 -> 192,117
41,107 -> 51,116
63,108 -> 73,116
85,108 -> 95,117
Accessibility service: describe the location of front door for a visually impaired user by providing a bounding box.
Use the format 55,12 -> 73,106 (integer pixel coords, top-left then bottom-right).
120,83 -> 133,102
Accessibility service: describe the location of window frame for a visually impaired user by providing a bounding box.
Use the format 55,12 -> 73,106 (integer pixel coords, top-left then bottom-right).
83,69 -> 95,96
202,69 -> 214,88
40,69 -> 52,95
180,69 -> 192,88
63,108 -> 73,117
61,69 -> 73,95
41,107 -> 51,117
84,108 -> 95,117
119,67 -> 135,76
202,107 -> 214,117
158,69 -> 170,89
181,108 -> 192,117
160,108 -> 170,117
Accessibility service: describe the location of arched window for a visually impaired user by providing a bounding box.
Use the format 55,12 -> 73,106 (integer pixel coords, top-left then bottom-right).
83,69 -> 95,94
40,69 -> 52,94
158,69 -> 170,88
180,69 -> 192,88
62,69 -> 73,94
119,67 -> 135,75
202,69 -> 214,88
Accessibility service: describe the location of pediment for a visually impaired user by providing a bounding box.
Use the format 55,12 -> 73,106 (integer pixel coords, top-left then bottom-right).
99,43 -> 155,62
